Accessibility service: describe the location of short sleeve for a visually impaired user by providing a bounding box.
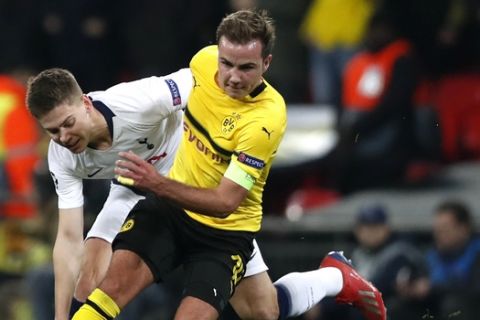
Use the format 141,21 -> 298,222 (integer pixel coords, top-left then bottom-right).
97,68 -> 193,125
47,141 -> 84,209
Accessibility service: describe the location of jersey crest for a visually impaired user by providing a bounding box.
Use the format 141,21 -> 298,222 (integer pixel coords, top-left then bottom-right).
221,113 -> 241,134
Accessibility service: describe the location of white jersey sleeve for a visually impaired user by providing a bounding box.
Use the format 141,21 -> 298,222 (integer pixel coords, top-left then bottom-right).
86,183 -> 144,243
48,140 -> 84,209
90,68 -> 192,125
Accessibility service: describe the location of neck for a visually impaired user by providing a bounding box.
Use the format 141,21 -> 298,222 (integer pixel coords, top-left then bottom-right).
88,107 -> 112,150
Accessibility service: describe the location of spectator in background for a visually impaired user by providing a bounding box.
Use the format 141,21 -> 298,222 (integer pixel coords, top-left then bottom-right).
332,10 -> 418,193
425,200 -> 480,320
299,0 -> 376,107
0,74 -> 40,218
351,204 -> 429,320
303,204 -> 428,320
0,72 -> 50,320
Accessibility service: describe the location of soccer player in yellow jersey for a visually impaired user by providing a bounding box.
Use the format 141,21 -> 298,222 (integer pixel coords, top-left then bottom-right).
73,9 -> 386,320
168,43 -> 285,233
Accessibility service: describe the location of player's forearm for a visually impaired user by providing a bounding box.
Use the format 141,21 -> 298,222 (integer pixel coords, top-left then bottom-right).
114,151 -> 245,216
153,177 -> 236,217
53,239 -> 84,320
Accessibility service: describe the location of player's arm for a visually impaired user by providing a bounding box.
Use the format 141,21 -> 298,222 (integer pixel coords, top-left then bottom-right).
53,207 -> 84,320
75,183 -> 143,301
156,175 -> 248,217
115,151 -> 249,217
104,68 -> 193,122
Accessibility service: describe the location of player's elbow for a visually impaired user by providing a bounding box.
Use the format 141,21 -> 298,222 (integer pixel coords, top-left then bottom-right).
56,225 -> 84,244
205,188 -> 244,218
215,208 -> 234,219
216,198 -> 241,218
52,230 -> 84,265
53,237 -> 82,256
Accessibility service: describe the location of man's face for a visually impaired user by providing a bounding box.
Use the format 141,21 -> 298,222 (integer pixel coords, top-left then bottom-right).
433,211 -> 470,253
217,36 -> 272,100
38,95 -> 93,154
355,224 -> 390,250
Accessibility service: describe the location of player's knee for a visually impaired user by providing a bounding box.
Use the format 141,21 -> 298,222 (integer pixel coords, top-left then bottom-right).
250,304 -> 279,320
245,292 -> 279,320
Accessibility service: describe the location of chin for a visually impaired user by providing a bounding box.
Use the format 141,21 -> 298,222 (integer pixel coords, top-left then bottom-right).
227,90 -> 246,100
70,144 -> 86,154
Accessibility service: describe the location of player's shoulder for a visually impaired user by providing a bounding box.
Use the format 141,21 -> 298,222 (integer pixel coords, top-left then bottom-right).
191,45 -> 217,62
265,83 -> 286,109
190,45 -> 218,72
47,140 -> 78,169
48,139 -> 70,157
88,88 -> 151,123
244,88 -> 286,140
258,82 -> 287,121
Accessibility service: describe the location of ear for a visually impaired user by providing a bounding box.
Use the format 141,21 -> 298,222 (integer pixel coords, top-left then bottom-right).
263,54 -> 273,73
82,94 -> 93,112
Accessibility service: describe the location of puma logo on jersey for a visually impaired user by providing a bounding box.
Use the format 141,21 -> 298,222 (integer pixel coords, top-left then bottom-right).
138,138 -> 154,150
87,168 -> 103,177
262,127 -> 273,139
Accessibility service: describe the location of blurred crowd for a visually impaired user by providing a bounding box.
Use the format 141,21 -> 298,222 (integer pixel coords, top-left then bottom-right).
300,200 -> 480,320
0,0 -> 479,319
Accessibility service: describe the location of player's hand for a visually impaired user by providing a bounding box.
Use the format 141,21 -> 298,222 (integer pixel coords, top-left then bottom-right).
115,151 -> 164,191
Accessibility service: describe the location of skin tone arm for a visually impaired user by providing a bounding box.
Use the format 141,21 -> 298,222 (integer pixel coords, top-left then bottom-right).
74,237 -> 112,301
53,207 -> 84,320
114,151 -> 248,217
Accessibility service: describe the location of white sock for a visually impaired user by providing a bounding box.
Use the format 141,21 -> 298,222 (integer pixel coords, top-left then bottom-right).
274,267 -> 343,317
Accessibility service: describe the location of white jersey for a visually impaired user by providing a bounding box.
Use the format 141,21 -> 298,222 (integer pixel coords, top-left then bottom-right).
48,68 -> 192,242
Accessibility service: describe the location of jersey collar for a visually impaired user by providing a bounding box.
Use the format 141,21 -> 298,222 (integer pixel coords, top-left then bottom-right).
90,97 -> 116,140
249,81 -> 267,98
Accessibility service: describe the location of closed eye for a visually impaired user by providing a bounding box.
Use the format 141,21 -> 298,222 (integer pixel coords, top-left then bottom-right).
64,118 -> 75,128
239,64 -> 255,71
44,116 -> 75,133
220,59 -> 233,67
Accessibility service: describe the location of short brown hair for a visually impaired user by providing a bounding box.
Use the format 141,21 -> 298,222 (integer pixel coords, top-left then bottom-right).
216,9 -> 276,58
26,68 -> 83,118
435,200 -> 472,227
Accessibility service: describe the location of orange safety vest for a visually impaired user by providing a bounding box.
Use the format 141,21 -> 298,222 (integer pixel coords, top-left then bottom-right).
0,75 -> 39,218
342,40 -> 412,111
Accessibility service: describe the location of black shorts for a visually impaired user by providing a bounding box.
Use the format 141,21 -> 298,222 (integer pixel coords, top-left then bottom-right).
113,193 -> 254,312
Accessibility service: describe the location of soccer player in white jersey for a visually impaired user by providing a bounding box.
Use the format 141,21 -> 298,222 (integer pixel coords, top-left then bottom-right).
26,67 -> 192,320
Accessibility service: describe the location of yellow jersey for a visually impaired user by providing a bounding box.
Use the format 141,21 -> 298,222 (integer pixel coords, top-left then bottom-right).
300,0 -> 374,49
169,45 -> 286,232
